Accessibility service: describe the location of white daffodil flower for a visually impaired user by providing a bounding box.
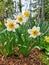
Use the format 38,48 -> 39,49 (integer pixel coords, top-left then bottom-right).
23,11 -> 30,18
16,13 -> 27,25
28,26 -> 41,38
5,20 -> 19,32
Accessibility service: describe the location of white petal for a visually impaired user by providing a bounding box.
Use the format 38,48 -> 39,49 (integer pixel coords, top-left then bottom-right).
7,28 -> 11,31
24,18 -> 27,23
32,35 -> 37,38
15,24 -> 19,28
12,29 -> 15,32
32,26 -> 37,30
15,20 -> 18,23
37,27 -> 40,31
28,29 -> 32,34
38,32 -> 41,36
29,35 -> 37,38
29,35 -> 33,37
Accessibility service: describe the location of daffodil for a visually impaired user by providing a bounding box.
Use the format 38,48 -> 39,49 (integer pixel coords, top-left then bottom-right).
45,36 -> 49,43
5,20 -> 19,32
23,11 -> 30,18
28,26 -> 41,38
32,12 -> 37,17
16,13 -> 26,25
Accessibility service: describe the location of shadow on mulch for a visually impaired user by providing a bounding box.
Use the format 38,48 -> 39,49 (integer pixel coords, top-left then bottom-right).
0,48 -> 46,65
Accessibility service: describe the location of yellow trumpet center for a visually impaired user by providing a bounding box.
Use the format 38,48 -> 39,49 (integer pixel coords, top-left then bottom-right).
8,22 -> 14,29
17,16 -> 23,22
32,30 -> 38,36
24,11 -> 30,17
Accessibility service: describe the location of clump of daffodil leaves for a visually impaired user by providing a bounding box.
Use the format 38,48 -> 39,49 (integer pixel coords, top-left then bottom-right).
0,10 -> 49,57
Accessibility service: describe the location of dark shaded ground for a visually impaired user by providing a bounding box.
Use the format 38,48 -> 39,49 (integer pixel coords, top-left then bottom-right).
0,48 -> 46,65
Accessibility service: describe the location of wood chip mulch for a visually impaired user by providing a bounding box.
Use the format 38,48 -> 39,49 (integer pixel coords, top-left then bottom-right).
0,48 -> 46,65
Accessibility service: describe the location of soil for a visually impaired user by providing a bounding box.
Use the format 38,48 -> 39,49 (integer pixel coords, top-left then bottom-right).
0,48 -> 46,65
